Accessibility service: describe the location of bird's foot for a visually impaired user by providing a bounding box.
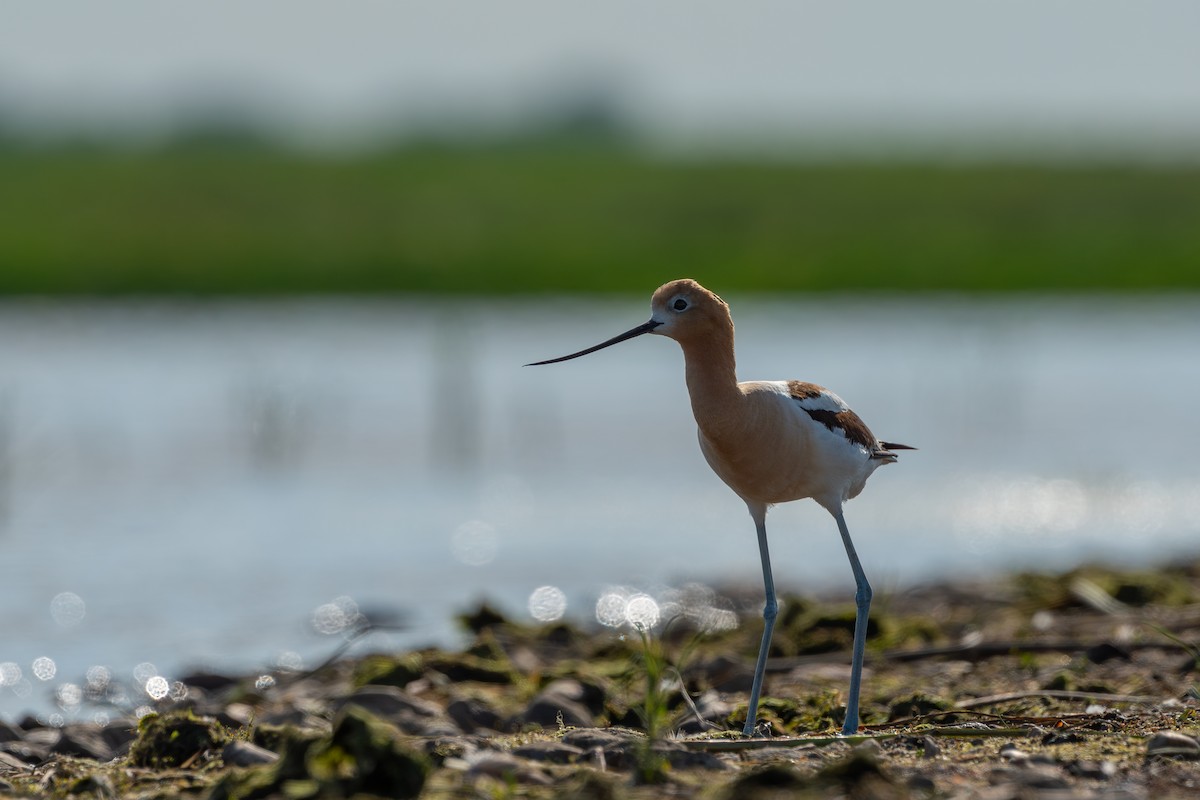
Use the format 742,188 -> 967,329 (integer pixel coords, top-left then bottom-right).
741,720 -> 773,739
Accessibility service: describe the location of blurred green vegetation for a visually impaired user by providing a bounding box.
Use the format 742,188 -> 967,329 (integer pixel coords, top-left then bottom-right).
1,142 -> 1198,294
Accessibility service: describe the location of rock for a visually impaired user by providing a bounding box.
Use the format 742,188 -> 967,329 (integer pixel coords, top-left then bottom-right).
127,711 -> 227,768
1086,642 -> 1132,663
52,727 -> 114,761
65,774 -> 116,798
920,735 -> 941,759
558,771 -> 623,800
0,723 -> 23,744
888,693 -> 951,721
1066,759 -> 1117,780
0,751 -> 28,770
459,750 -> 552,785
179,670 -> 239,691
337,685 -> 442,718
99,720 -> 138,754
542,679 -> 606,714
1146,730 -> 1200,758
216,702 -> 256,727
687,654 -> 754,693
335,685 -> 458,735
678,689 -> 733,733
222,739 -> 281,766
998,742 -> 1029,764
515,688 -> 595,729
447,697 -> 503,733
988,766 -> 1069,790
906,774 -> 936,794
512,740 -> 585,764
210,706 -> 431,800
716,764 -> 808,799
854,739 -> 883,758
0,733 -> 51,764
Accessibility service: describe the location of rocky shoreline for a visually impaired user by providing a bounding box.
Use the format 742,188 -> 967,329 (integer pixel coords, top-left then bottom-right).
2,562 -> 1199,799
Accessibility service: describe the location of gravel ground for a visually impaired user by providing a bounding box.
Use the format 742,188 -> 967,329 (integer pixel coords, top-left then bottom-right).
2,561 -> 1198,799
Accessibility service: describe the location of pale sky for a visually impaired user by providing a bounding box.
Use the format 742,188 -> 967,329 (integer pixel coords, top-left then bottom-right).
2,0 -> 1198,153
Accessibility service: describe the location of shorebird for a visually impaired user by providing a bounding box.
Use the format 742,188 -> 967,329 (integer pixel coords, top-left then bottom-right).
527,279 -> 913,737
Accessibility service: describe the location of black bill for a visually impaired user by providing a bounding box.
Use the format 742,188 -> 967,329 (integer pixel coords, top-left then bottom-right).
525,319 -> 662,366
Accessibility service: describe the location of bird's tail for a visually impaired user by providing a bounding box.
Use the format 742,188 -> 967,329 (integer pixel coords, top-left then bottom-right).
870,441 -> 916,462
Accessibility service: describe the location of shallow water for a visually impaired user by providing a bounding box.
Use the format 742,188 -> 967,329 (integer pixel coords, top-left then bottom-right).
1,294 -> 1198,721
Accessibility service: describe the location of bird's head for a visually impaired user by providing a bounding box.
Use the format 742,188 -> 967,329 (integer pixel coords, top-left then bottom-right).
525,278 -> 731,366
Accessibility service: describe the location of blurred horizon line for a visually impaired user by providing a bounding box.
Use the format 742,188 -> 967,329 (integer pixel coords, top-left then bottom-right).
4,89 -> 1200,166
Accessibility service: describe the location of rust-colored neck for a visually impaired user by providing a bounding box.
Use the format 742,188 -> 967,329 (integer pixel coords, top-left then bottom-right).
678,321 -> 742,438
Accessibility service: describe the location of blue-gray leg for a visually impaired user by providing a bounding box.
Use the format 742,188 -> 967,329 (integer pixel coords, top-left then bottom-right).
742,502 -> 776,737
834,508 -> 871,736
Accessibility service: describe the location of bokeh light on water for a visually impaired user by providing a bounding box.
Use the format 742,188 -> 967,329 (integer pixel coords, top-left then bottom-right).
595,584 -> 739,634
451,520 -> 499,566
0,296 -> 1197,721
952,475 -> 1197,554
310,596 -> 364,636
32,657 -> 56,681
144,676 -> 169,701
50,591 -> 86,628
0,662 -> 21,687
527,585 -> 567,622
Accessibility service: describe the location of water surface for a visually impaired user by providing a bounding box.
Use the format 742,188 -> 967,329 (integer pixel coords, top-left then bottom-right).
1,295 -> 1197,721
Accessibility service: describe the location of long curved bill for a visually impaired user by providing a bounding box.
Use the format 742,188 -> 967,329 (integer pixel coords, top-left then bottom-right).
525,319 -> 662,366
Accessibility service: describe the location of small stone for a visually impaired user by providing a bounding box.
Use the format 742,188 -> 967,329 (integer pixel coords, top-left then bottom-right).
906,774 -> 936,794
1086,642 -> 1132,664
337,685 -> 441,718
0,751 -> 29,770
336,685 -> 458,735
179,670 -> 239,691
1146,730 -> 1200,758
447,697 -> 502,733
512,740 -> 585,764
988,765 -> 1069,790
999,742 -> 1029,764
52,727 -> 114,761
515,690 -> 594,729
689,654 -> 754,693
217,702 -> 256,727
66,774 -> 115,798
854,739 -> 883,758
0,723 -> 23,744
561,728 -> 639,752
222,739 -> 280,766
464,751 -> 552,785
1067,759 -> 1117,780
920,736 -> 940,759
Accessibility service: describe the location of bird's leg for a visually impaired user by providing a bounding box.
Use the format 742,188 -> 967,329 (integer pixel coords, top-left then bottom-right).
834,508 -> 871,736
743,503 -> 777,737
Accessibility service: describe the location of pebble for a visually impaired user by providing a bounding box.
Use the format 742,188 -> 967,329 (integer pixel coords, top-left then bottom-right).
1145,730 -> 1200,758
222,739 -> 281,767
51,727 -> 115,761
335,685 -> 458,735
512,740 -> 585,764
920,735 -> 940,759
0,723 -> 23,744
514,689 -> 595,729
447,697 -> 502,733
988,765 -> 1070,790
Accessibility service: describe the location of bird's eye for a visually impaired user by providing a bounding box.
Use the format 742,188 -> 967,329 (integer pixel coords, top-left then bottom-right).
672,298 -> 688,311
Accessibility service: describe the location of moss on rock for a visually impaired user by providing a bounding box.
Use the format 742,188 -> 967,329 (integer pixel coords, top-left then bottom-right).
127,710 -> 228,768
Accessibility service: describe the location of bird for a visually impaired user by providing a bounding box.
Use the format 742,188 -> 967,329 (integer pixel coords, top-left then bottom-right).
527,278 -> 913,737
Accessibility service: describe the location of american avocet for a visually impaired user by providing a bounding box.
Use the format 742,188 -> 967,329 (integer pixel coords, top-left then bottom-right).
528,279 -> 913,737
